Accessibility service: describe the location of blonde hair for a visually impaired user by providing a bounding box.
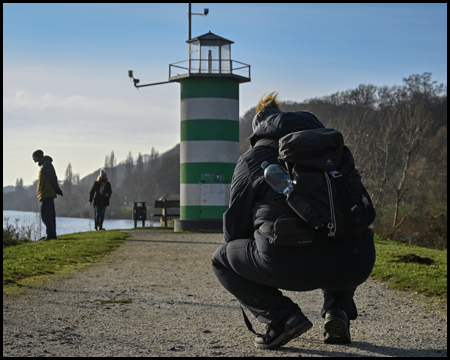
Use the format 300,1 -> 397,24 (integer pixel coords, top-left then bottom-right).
256,92 -> 282,113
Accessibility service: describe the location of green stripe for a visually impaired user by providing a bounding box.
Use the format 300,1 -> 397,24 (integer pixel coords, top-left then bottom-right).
180,162 -> 236,184
180,77 -> 239,100
181,205 -> 228,220
181,120 -> 239,141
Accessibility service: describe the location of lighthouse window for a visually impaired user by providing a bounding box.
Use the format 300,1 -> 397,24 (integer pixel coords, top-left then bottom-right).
200,46 -> 219,73
189,41 -> 200,73
221,44 -> 230,73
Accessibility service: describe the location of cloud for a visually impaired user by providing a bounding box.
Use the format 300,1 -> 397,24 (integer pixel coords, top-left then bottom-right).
3,59 -> 181,130
3,59 -> 183,186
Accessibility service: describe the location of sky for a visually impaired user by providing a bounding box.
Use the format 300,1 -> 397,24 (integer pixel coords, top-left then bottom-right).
3,3 -> 447,187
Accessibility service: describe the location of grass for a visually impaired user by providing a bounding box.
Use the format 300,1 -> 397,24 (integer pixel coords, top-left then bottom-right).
3,230 -> 129,295
371,234 -> 447,309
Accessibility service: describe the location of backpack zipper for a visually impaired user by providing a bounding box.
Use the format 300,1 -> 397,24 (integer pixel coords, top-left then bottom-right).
324,171 -> 336,237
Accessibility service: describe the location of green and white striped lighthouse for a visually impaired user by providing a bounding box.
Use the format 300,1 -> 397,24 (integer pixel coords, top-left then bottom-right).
169,31 -> 251,232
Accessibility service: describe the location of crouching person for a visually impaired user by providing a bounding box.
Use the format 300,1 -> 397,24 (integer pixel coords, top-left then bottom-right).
211,93 -> 376,350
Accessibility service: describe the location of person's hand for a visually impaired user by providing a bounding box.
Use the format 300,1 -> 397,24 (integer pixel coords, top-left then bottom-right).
56,189 -> 63,196
89,202 -> 92,206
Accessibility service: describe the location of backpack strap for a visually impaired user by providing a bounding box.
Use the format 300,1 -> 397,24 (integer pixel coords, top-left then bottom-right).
253,138 -> 279,149
240,306 -> 262,336
254,138 -> 295,174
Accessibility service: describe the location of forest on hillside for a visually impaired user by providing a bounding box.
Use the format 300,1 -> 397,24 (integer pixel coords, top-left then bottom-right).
239,73 -> 447,248
4,73 -> 447,248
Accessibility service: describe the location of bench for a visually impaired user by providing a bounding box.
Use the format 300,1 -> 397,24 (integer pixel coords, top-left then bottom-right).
151,199 -> 180,227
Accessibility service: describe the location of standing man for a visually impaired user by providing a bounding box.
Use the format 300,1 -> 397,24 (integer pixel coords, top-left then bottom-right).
32,150 -> 63,240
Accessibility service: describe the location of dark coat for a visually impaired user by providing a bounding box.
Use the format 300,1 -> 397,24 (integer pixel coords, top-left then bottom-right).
89,180 -> 112,207
224,111 -> 325,242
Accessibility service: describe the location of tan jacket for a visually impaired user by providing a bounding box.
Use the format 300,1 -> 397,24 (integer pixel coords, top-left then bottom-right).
37,166 -> 57,201
36,156 -> 62,201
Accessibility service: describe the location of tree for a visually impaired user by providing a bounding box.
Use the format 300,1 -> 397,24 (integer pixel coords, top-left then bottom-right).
108,150 -> 117,186
389,103 -> 430,236
63,163 -> 74,195
125,151 -> 134,177
154,153 -> 180,199
132,152 -> 146,201
121,151 -> 134,206
104,150 -> 117,186
239,107 -> 257,155
15,178 -> 24,192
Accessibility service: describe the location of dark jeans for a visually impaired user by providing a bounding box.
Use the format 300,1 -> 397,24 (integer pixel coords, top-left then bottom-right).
212,229 -> 376,326
94,206 -> 107,226
40,198 -> 57,239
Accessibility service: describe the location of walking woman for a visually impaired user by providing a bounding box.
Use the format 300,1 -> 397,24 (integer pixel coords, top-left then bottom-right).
89,169 -> 112,230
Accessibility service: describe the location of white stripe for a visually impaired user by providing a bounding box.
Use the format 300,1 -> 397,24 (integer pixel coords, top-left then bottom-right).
181,183 -> 231,206
181,97 -> 239,121
180,140 -> 239,163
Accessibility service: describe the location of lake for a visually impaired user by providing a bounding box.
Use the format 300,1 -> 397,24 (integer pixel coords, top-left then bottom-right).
3,210 -> 160,240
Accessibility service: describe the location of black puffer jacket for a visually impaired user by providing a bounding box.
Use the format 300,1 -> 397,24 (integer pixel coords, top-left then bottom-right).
223,111 -> 324,242
89,180 -> 112,207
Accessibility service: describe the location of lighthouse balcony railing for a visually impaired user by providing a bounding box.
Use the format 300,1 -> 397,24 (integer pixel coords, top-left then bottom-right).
169,59 -> 250,82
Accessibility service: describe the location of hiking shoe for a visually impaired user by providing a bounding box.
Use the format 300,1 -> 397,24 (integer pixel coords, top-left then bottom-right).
323,307 -> 351,344
254,310 -> 313,350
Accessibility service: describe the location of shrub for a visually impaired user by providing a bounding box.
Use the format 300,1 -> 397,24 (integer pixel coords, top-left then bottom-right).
3,217 -> 38,247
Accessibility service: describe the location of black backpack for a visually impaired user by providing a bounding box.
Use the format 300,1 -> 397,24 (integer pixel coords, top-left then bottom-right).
258,128 -> 376,240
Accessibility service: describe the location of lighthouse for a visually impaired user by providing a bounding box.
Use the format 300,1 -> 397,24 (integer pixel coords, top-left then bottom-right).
168,31 -> 250,232
129,29 -> 250,232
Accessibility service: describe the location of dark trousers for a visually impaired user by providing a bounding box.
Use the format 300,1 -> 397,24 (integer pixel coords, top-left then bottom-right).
212,229 -> 375,326
40,198 -> 57,239
94,206 -> 107,227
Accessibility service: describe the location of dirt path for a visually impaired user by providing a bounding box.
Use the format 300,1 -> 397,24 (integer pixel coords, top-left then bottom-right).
3,229 -> 447,357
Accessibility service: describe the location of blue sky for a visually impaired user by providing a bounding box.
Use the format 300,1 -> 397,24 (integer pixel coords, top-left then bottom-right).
3,3 -> 447,187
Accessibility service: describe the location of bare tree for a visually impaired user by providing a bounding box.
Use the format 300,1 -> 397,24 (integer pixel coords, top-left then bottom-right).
388,102 -> 431,236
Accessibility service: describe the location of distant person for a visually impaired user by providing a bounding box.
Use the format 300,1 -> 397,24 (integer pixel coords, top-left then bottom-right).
32,149 -> 63,240
89,169 -> 112,230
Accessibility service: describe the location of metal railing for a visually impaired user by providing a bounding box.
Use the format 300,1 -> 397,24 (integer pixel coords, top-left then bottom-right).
169,59 -> 250,81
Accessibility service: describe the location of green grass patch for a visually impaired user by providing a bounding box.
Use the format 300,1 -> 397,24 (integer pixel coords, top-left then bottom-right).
99,298 -> 132,304
372,234 -> 447,303
3,230 -> 129,295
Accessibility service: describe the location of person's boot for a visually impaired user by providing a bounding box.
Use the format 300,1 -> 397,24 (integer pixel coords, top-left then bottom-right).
254,310 -> 312,350
99,221 -> 105,230
94,219 -> 98,231
323,307 -> 351,344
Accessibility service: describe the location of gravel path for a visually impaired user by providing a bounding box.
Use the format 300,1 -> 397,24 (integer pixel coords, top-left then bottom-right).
3,229 -> 447,357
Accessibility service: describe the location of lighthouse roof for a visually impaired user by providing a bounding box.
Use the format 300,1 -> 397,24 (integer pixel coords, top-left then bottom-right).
187,31 -> 234,44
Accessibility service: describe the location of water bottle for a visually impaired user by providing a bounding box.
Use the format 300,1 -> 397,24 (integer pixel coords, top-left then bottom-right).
261,161 -> 324,229
261,161 -> 294,196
